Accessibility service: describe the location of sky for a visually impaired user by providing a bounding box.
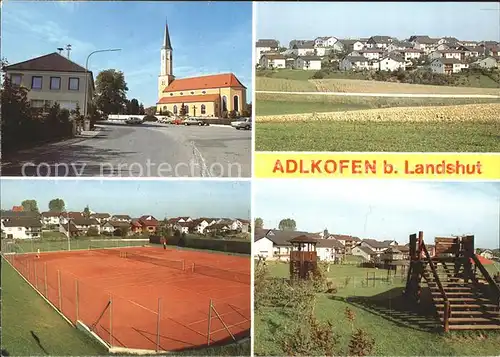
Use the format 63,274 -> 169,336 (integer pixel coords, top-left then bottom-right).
254,181 -> 500,250
256,2 -> 500,46
0,179 -> 251,220
2,1 -> 253,107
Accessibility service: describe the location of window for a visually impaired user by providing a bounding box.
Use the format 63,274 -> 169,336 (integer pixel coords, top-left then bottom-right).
190,91 -> 194,95
68,77 -> 79,91
185,105 -> 189,114
173,105 -> 177,114
180,92 -> 183,95
50,77 -> 61,90
202,90 -> 206,94
31,76 -> 43,89
10,74 -> 22,86
170,93 -> 173,96
222,96 -> 228,112
233,95 -> 239,112
201,104 -> 206,114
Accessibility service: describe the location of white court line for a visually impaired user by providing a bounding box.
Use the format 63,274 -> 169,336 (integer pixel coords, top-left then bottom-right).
256,90 -> 500,99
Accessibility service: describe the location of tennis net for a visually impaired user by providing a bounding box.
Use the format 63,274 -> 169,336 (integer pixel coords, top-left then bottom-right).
192,264 -> 250,285
124,252 -> 185,271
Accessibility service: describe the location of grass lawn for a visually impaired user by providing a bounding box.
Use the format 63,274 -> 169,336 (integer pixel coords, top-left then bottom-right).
1,258 -> 107,356
256,100 -> 370,116
255,261 -> 500,356
256,120 -> 500,152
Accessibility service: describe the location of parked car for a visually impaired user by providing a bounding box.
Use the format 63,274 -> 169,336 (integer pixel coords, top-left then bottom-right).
172,118 -> 184,125
231,117 -> 251,130
183,118 -> 209,126
125,117 -> 143,125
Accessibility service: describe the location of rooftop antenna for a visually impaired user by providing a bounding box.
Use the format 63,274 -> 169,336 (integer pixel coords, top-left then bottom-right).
57,47 -> 64,55
65,44 -> 72,59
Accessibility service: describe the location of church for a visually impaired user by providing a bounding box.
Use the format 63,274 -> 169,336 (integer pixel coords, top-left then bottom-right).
156,21 -> 247,118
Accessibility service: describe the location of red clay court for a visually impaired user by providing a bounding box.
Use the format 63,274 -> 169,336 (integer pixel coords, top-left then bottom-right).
6,246 -> 251,353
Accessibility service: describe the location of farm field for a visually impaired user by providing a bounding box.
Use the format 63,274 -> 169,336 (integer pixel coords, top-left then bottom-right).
256,77 -> 500,95
257,69 -> 500,89
256,103 -> 500,152
254,261 -> 500,356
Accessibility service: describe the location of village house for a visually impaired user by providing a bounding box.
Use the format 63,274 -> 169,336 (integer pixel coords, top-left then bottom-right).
486,47 -> 500,57
456,45 -> 480,58
339,56 -> 370,71
291,41 -> 316,56
460,40 -> 479,48
329,234 -> 360,254
366,36 -> 393,49
254,229 -> 275,260
0,210 -> 40,224
378,54 -> 406,71
1,218 -> 42,239
478,249 -> 494,260
472,56 -> 499,69
68,218 -> 101,235
138,215 -> 158,234
3,52 -> 94,111
259,54 -> 286,69
429,49 -> 463,61
387,41 -> 414,52
409,35 -> 439,54
59,212 -> 83,225
130,220 -> 143,234
255,39 -> 280,62
101,220 -> 132,235
380,247 -> 405,262
41,212 -> 60,227
399,48 -> 424,61
352,245 -> 378,261
337,39 -> 364,52
430,58 -> 468,74
90,213 -> 111,224
316,238 -> 345,262
174,222 -> 191,234
359,239 -> 397,253
254,229 -> 321,261
358,49 -> 384,60
294,56 -> 322,70
110,214 -> 132,223
314,36 -> 338,48
438,37 -> 459,46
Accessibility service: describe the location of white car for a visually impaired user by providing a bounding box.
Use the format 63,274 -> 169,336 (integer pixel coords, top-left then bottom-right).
231,117 -> 251,130
125,117 -> 143,125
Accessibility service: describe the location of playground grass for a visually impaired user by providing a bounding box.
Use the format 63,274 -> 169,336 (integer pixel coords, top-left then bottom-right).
1,256 -> 251,356
254,261 -> 500,356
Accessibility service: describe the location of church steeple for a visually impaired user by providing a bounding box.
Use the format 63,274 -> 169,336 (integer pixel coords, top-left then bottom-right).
163,19 -> 172,50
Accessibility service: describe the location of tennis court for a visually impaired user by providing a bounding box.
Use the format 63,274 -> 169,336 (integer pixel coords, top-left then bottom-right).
5,246 -> 251,353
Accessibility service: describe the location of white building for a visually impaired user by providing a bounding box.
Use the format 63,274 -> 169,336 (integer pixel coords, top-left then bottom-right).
431,58 -> 468,74
338,39 -> 364,52
254,235 -> 274,260
429,50 -> 463,61
314,36 -> 337,48
255,39 -> 279,63
352,246 -> 377,261
259,54 -> 286,69
295,56 -> 322,70
339,56 -> 370,71
378,55 -> 406,71
110,214 -> 132,223
174,222 -> 190,234
316,238 -> 344,262
2,218 -> 42,239
359,49 -> 384,60
400,48 -> 424,61
472,57 -> 499,69
41,212 -> 61,226
366,36 -> 393,49
292,42 -> 316,56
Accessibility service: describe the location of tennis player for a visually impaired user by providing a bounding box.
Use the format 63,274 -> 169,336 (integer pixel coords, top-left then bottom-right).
36,248 -> 40,259
163,238 -> 167,250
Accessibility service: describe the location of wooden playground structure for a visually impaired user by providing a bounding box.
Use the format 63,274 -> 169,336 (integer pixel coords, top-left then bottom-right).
404,231 -> 500,331
289,235 -> 318,280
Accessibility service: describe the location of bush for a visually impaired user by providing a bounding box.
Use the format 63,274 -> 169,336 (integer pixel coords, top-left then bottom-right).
86,227 -> 99,237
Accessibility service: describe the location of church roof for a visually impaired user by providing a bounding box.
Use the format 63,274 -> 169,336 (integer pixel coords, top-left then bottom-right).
163,73 -> 246,92
157,94 -> 219,104
163,20 -> 172,50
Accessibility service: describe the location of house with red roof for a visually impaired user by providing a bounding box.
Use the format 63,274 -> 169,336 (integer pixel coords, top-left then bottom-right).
156,21 -> 247,118
137,215 -> 158,234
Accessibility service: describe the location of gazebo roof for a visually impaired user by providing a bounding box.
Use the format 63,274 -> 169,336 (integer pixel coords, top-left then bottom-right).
289,235 -> 319,244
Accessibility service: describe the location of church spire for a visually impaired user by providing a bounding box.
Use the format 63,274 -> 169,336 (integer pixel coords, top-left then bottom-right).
163,18 -> 172,50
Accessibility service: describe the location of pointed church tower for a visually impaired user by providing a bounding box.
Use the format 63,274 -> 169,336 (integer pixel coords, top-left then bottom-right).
158,19 -> 174,102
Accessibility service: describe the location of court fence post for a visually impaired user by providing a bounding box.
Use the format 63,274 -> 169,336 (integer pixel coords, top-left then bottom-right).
109,295 -> 113,347
156,298 -> 161,352
44,263 -> 48,297
58,270 -> 62,310
207,299 -> 213,346
76,279 -> 79,321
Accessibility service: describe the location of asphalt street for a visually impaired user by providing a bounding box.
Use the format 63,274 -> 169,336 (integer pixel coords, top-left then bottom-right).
1,124 -> 251,177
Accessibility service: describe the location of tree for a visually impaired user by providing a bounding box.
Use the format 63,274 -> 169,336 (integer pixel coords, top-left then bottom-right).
86,227 -> 99,237
179,103 -> 187,117
48,198 -> 65,212
83,205 -> 91,219
255,217 -> 264,229
21,200 -> 39,212
278,218 -> 296,231
95,69 -> 129,115
138,103 -> 145,115
126,98 -> 140,115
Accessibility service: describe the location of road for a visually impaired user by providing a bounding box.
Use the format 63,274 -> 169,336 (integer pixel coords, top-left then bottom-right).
1,123 -> 251,178
256,90 -> 500,98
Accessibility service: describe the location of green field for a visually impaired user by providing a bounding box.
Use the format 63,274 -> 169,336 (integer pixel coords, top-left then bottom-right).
256,120 -> 500,152
255,261 -> 500,356
1,251 -> 250,356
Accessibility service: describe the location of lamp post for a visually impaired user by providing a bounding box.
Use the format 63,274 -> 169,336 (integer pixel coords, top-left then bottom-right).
83,48 -> 122,119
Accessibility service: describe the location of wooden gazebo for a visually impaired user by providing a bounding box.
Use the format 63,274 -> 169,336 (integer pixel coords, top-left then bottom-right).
289,235 -> 318,280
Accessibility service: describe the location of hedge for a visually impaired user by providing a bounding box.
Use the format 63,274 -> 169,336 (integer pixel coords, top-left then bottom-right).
149,235 -> 250,254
